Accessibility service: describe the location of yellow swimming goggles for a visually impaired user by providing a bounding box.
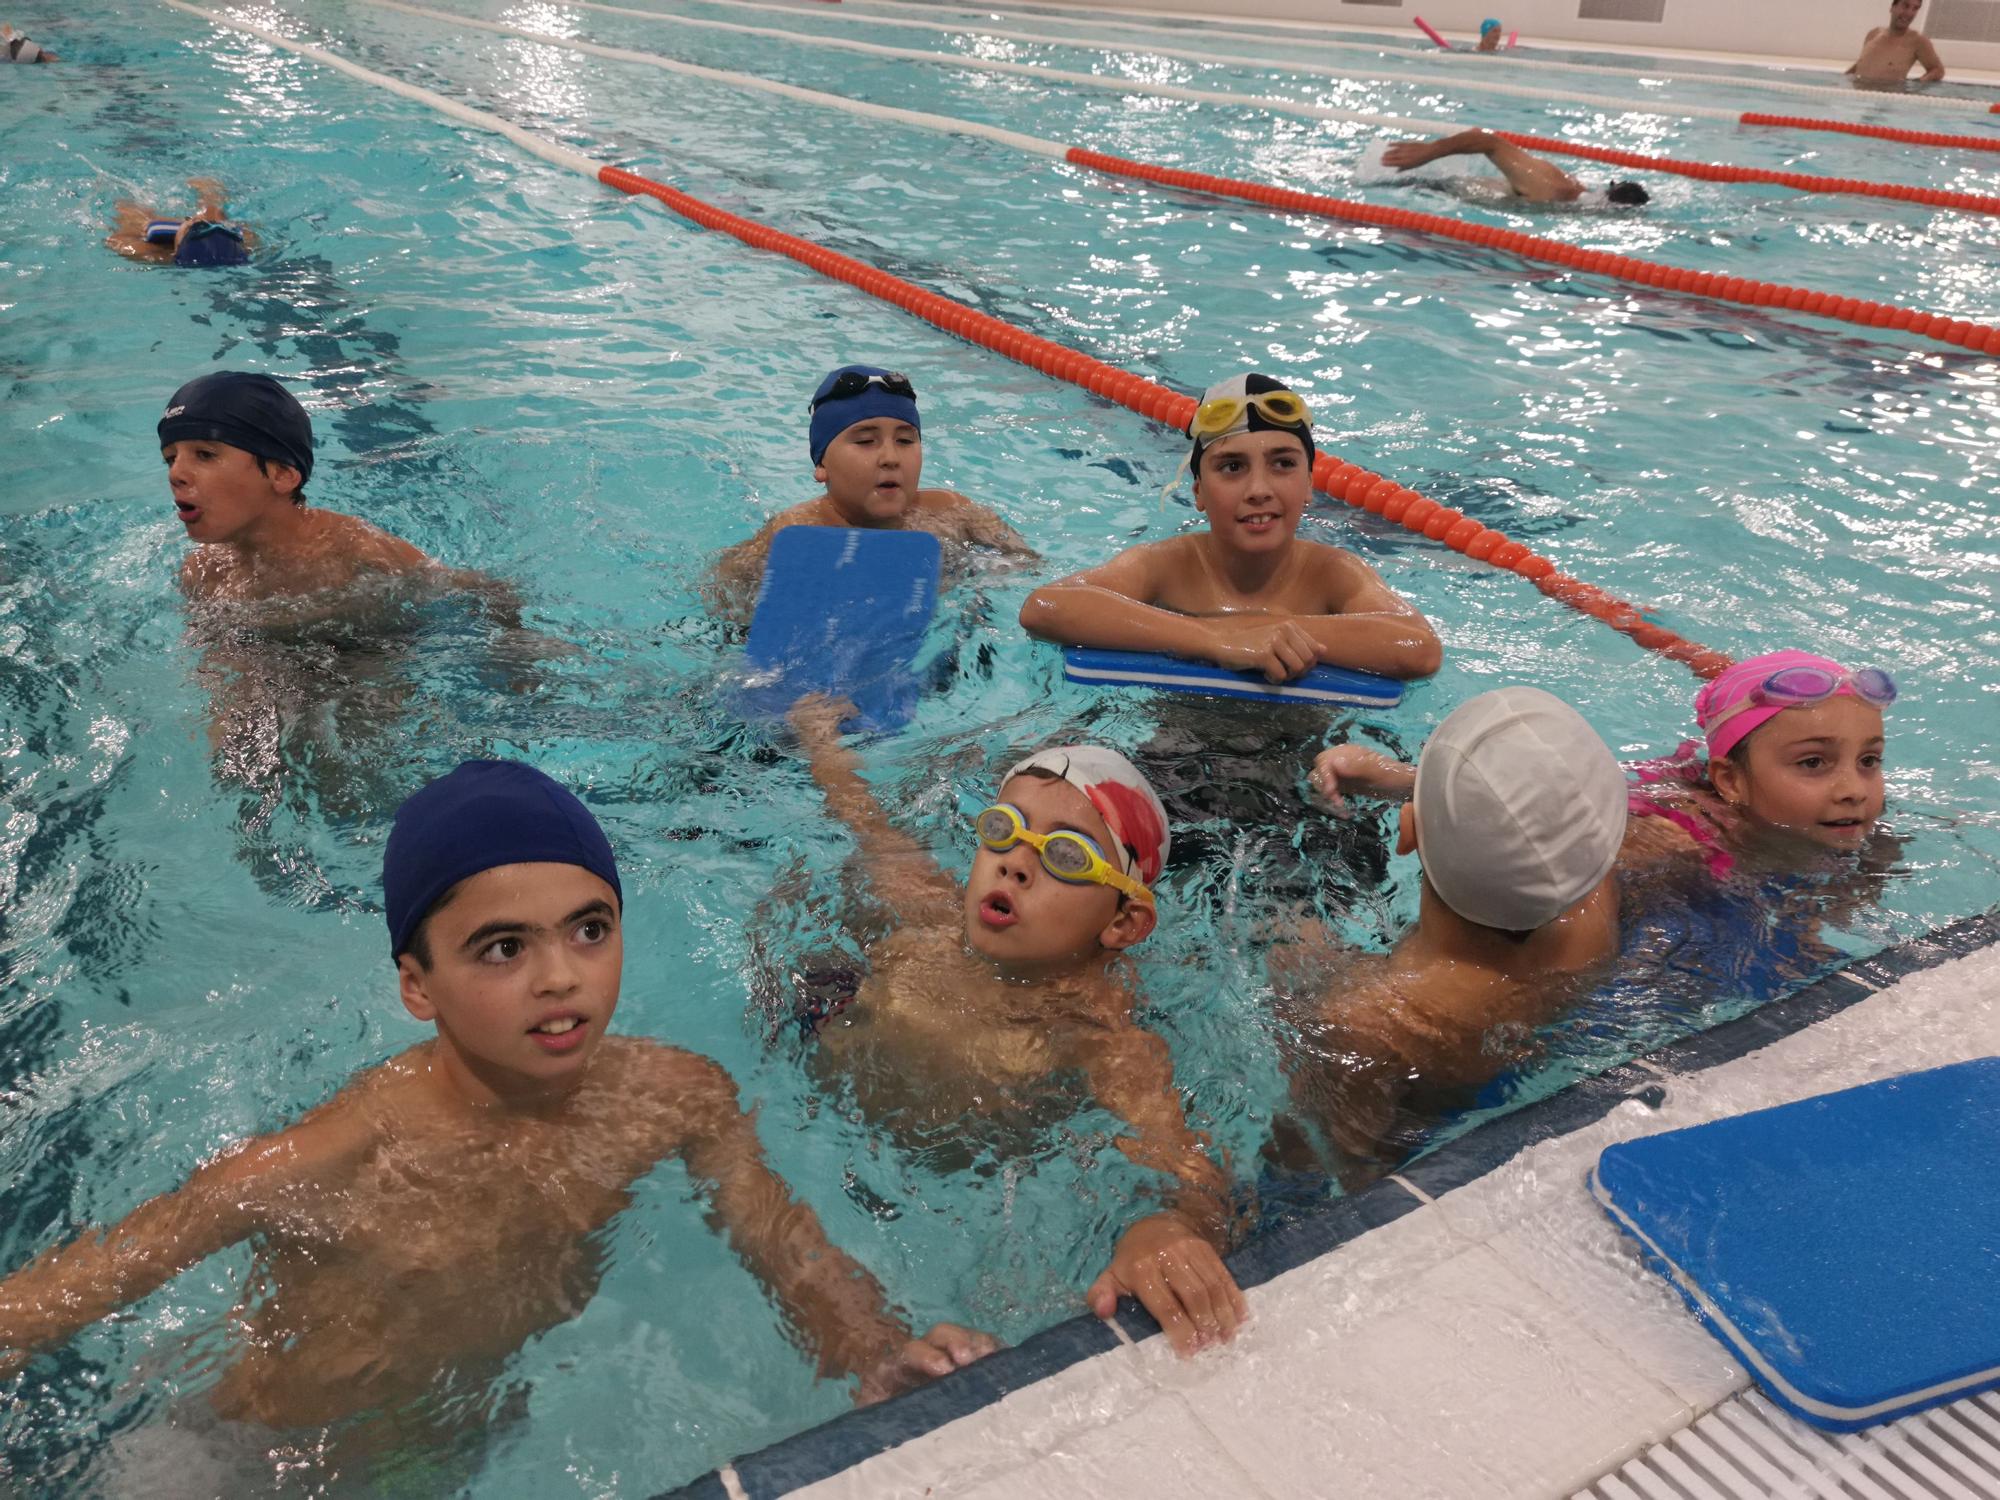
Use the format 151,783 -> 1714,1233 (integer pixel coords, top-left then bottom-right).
1189,388 -> 1312,440
972,804 -> 1155,906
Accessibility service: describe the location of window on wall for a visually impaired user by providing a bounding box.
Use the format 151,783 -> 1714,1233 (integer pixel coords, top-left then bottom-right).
1927,0 -> 2000,41
1579,0 -> 1667,18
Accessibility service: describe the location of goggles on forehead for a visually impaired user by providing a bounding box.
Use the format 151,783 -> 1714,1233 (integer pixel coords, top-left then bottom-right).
1189,389 -> 1311,441
810,370 -> 916,412
972,804 -> 1154,906
1703,666 -> 1897,737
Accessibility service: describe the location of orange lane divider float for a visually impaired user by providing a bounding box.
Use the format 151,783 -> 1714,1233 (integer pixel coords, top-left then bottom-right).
1064,148 -> 2000,358
598,164 -> 1732,677
1496,131 -> 2000,217
1741,112 -> 2000,153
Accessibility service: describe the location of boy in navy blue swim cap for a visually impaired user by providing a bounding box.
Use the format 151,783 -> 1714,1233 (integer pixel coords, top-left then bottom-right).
158,370 -> 519,612
107,177 -> 255,268
708,363 -> 1034,618
0,760 -> 995,1441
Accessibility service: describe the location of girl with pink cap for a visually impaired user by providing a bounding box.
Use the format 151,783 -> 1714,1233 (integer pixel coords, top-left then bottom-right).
1626,649 -> 1895,874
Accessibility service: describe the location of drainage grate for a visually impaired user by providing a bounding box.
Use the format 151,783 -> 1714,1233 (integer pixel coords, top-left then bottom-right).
1573,1388 -> 2000,1499
1928,0 -> 2000,43
1578,0 -> 1668,20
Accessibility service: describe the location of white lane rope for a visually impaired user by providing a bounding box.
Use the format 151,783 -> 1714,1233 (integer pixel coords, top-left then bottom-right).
771,0 -> 2000,115
369,0 -> 1068,155
377,0 -> 1690,134
159,0 -> 606,174
467,0 -> 1750,124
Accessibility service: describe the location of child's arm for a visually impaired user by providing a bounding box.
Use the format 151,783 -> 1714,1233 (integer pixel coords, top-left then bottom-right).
1284,550 -> 1441,679
0,1121 -> 343,1373
1075,1024 -> 1248,1356
1307,744 -> 1416,814
187,177 -> 228,221
706,524 -> 778,623
1022,545 -> 1324,683
942,493 -> 1038,561
787,696 -> 961,925
670,1052 -> 997,1401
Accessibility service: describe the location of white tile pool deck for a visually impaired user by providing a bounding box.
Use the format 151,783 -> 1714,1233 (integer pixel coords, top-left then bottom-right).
764,940 -> 2000,1500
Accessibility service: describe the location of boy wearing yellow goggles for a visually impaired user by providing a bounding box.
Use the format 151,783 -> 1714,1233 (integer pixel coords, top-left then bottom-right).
785,698 -> 1248,1359
1021,371 -> 1440,685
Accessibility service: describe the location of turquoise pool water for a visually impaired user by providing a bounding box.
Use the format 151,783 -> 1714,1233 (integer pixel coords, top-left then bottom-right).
3,0 -> 1998,1491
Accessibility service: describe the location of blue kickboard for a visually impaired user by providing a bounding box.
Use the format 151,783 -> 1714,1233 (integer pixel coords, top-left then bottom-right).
1062,648 -> 1404,709
742,527 -> 941,730
1591,1056 -> 2000,1432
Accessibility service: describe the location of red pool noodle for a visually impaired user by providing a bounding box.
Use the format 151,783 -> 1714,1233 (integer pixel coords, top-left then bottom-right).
1413,15 -> 1452,49
1506,29 -> 1519,47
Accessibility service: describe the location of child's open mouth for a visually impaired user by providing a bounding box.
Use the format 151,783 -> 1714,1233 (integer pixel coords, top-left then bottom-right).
977,892 -> 1018,929
1239,512 -> 1279,534
529,1014 -> 590,1053
175,500 -> 202,525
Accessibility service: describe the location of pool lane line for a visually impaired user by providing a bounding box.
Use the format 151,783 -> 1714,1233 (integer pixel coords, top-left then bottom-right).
366,0 -> 2000,357
1069,147 -> 2000,357
657,0 -> 2000,119
1742,111 -> 2000,153
759,0 -> 2000,117
441,0 -> 2000,219
158,0 -> 1731,677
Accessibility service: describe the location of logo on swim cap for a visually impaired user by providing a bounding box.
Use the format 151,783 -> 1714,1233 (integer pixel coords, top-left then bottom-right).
164,405 -> 185,418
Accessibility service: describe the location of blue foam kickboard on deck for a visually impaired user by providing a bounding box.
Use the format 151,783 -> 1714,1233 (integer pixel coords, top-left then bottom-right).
1591,1056 -> 2000,1432
1062,648 -> 1404,709
743,527 -> 940,730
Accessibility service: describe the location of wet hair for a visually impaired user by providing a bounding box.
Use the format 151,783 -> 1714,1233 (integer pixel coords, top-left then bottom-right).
1607,181 -> 1650,208
254,454 -> 307,505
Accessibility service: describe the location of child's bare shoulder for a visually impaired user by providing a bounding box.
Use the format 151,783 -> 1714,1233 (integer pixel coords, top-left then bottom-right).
314,511 -> 430,572
208,1060 -> 407,1203
593,1037 -> 745,1131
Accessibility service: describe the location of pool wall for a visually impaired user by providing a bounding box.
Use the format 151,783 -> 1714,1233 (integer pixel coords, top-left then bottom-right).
661,903 -> 2000,1499
1081,0 -> 2000,77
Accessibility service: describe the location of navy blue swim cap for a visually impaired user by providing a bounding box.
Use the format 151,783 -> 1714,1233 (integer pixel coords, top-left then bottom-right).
158,371 -> 315,484
383,761 -> 622,960
808,365 -> 920,466
173,221 -> 249,269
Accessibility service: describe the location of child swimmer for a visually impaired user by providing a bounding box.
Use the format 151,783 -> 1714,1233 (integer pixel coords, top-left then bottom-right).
787,697 -> 1248,1355
1316,651 -> 1892,878
708,365 -> 1036,620
1020,374 -> 1441,683
0,764 -> 994,1449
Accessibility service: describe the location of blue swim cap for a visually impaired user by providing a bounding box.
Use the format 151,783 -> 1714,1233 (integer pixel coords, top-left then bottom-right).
173,221 -> 249,269
808,364 -> 920,466
158,371 -> 315,484
1480,17 -> 1501,31
383,761 -> 622,960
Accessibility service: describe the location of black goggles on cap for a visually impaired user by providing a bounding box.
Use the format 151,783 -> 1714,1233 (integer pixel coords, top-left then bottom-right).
810,370 -> 916,411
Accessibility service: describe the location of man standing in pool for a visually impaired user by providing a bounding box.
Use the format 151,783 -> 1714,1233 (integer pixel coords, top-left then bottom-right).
1270,689 -> 1628,1182
0,762 -> 995,1480
1020,373 -> 1441,684
1848,0 -> 1945,85
708,365 -> 1035,621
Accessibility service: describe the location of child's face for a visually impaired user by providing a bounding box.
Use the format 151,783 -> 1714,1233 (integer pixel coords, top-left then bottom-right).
1192,432 -> 1310,556
961,774 -> 1155,972
161,438 -> 299,544
1712,696 -> 1886,850
397,861 -> 623,1104
815,418 -> 923,526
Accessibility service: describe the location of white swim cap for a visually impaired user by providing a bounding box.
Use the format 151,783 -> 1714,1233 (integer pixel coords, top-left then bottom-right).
1413,687 -> 1626,931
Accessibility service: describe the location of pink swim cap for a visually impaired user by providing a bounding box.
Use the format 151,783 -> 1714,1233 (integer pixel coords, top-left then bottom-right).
1695,649 -> 1854,761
